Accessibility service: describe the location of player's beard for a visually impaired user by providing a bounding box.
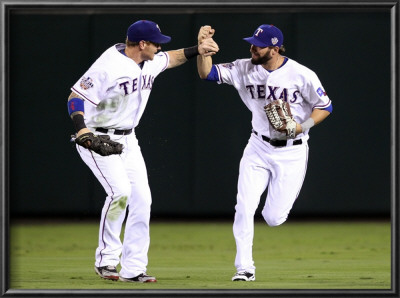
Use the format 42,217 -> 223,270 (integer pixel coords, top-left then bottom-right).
251,50 -> 272,65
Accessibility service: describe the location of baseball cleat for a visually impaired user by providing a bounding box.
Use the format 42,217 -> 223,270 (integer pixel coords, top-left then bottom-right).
94,265 -> 119,281
119,273 -> 157,283
232,271 -> 255,281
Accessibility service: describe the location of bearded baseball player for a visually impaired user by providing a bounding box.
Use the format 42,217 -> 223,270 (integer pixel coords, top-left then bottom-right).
67,21 -> 219,283
197,25 -> 332,281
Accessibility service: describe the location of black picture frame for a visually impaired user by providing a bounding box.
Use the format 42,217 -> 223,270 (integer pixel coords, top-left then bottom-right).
1,1 -> 398,297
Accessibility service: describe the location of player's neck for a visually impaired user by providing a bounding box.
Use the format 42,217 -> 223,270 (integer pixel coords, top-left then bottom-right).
263,55 -> 283,71
124,47 -> 144,65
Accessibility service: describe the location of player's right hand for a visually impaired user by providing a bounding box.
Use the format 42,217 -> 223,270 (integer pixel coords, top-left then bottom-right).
198,25 -> 215,44
198,37 -> 219,56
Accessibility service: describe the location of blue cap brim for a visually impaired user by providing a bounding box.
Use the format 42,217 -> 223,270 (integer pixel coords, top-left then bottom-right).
152,34 -> 171,44
243,37 -> 268,47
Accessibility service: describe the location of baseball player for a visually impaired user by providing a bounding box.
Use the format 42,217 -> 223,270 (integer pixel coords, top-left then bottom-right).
67,21 -> 219,283
197,25 -> 332,281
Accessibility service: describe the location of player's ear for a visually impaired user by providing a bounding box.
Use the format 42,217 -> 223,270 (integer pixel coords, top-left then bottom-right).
139,40 -> 146,50
269,46 -> 279,55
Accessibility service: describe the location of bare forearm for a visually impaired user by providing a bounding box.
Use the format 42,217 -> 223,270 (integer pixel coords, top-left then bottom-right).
295,108 -> 330,135
167,39 -> 219,70
167,49 -> 187,69
310,108 -> 330,125
197,54 -> 213,79
196,25 -> 218,79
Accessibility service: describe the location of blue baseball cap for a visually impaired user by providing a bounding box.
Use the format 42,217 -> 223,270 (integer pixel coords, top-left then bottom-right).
127,20 -> 171,44
243,24 -> 283,47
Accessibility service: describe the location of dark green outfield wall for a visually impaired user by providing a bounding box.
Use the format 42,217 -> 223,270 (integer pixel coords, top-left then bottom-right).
8,8 -> 391,218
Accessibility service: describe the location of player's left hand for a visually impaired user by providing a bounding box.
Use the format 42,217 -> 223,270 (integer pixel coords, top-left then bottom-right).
264,99 -> 297,139
198,38 -> 219,56
74,132 -> 124,156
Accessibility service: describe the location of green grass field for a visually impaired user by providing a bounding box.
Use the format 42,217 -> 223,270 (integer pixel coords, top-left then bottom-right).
9,219 -> 391,291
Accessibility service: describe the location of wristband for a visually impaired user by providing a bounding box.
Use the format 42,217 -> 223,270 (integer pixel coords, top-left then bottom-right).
300,118 -> 315,132
72,113 -> 87,132
68,97 -> 85,115
183,45 -> 199,59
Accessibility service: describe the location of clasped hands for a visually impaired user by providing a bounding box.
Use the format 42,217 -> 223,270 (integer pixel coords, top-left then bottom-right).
197,25 -> 219,57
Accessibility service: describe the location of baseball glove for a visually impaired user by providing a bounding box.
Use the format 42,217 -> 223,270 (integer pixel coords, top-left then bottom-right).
75,132 -> 123,156
264,99 -> 297,139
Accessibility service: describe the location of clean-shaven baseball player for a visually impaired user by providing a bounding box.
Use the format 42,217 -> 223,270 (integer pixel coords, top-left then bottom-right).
67,21 -> 219,283
197,25 -> 332,281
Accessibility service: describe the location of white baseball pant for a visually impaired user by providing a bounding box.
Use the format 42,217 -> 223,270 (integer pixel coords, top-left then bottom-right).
76,131 -> 152,278
233,133 -> 309,273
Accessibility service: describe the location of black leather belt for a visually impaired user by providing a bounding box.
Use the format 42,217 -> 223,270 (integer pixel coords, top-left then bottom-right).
95,127 -> 133,135
252,130 -> 302,147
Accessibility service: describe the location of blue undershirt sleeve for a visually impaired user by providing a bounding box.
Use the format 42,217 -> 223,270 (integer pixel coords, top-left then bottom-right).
205,65 -> 219,82
323,103 -> 333,113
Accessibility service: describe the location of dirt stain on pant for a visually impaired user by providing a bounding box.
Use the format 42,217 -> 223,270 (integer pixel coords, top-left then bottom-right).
107,196 -> 128,221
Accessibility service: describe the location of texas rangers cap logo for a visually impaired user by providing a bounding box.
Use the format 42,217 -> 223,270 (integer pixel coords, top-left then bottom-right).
255,28 -> 263,36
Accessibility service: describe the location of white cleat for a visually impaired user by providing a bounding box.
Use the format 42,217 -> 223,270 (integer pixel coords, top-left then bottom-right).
232,271 -> 255,281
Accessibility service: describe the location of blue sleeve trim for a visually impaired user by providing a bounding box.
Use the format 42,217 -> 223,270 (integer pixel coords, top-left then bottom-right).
322,103 -> 333,113
68,97 -> 85,115
205,65 -> 219,81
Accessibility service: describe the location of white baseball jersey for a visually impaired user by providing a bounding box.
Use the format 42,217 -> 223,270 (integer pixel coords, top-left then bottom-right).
214,58 -> 331,140
71,43 -> 169,130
